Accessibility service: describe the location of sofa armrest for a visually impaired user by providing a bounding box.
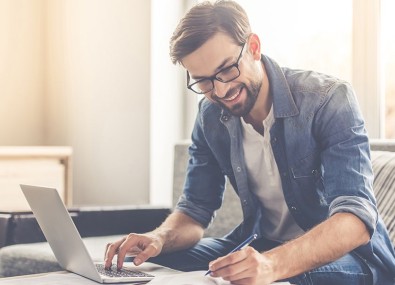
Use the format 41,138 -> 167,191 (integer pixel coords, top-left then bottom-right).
0,214 -> 12,248
370,139 -> 395,152
74,206 -> 171,237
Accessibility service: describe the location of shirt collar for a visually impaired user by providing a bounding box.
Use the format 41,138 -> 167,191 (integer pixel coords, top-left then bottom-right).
220,55 -> 299,121
261,55 -> 299,118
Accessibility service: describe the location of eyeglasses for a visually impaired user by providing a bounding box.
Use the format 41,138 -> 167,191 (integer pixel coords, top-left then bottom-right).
186,43 -> 246,94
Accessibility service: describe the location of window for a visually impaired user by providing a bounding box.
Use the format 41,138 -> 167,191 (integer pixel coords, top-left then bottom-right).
186,0 -> 394,139
382,0 -> 395,138
241,0 -> 352,82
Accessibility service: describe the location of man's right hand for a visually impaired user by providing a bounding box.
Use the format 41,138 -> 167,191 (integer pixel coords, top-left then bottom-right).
104,212 -> 204,270
104,232 -> 164,270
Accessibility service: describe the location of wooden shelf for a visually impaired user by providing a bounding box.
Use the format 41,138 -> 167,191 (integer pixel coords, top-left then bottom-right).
0,147 -> 72,212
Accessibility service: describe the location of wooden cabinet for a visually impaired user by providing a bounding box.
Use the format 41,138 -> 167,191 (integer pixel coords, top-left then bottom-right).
0,147 -> 72,211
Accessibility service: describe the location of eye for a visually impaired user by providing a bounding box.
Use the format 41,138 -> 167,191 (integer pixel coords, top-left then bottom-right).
216,65 -> 239,82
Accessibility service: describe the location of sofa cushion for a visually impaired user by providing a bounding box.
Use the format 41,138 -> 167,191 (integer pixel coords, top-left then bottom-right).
173,143 -> 243,238
371,151 -> 395,244
0,242 -> 61,277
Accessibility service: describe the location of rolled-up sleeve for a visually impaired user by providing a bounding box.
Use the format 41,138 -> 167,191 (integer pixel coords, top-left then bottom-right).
175,194 -> 216,228
329,196 -> 378,236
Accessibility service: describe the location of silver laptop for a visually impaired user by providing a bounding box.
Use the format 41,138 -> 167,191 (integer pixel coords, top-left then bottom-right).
20,184 -> 175,284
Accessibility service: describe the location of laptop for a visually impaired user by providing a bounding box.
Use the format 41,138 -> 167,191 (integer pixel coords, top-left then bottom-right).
20,184 -> 176,284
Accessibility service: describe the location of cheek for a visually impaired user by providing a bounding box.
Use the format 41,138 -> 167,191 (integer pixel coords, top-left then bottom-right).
204,92 -> 217,103
241,58 -> 262,79
244,66 -> 263,89
243,66 -> 257,80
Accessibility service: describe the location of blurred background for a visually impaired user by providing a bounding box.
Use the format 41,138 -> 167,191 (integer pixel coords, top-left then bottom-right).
0,0 -> 394,209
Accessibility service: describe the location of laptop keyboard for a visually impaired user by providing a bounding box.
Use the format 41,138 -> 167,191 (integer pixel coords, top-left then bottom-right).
96,264 -> 154,278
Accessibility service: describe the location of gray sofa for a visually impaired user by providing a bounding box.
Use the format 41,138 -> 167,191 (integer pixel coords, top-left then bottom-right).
0,139 -> 394,277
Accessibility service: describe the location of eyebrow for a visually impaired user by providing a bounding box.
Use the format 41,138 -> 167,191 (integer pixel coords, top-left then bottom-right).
191,56 -> 234,81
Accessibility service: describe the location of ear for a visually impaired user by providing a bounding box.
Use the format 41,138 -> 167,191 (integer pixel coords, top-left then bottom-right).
247,33 -> 261,61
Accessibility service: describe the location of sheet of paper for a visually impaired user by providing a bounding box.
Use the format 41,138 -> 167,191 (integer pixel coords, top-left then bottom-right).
0,268 -> 290,285
146,271 -> 291,285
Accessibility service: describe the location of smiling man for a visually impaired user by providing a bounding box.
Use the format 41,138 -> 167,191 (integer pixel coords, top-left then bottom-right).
105,1 -> 395,284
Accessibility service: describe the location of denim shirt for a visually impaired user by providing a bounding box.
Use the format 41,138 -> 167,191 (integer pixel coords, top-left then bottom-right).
175,55 -> 395,277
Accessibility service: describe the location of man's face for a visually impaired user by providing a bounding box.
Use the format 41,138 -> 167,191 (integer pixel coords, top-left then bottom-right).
182,33 -> 262,117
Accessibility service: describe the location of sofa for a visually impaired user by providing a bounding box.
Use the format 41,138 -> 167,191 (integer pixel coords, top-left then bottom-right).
0,139 -> 394,277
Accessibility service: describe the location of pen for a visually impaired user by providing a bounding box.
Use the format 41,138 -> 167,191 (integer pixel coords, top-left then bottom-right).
205,234 -> 258,276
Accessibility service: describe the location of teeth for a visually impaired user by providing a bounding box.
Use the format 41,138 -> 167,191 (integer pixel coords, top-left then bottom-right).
224,88 -> 241,101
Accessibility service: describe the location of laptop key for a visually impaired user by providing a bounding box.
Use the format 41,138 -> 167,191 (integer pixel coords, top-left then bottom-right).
96,264 -> 154,278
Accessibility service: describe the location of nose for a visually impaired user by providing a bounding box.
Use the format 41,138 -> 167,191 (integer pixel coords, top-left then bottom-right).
213,80 -> 230,99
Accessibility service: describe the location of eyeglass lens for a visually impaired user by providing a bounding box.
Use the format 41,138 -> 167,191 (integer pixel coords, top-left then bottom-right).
191,65 -> 240,94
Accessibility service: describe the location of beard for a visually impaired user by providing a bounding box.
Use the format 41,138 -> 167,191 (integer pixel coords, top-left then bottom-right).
212,80 -> 262,117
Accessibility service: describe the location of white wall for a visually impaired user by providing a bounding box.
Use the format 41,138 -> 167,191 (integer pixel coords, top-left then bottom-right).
45,0 -> 151,206
0,0 -> 45,145
1,0 -> 153,206
150,0 -> 185,207
352,0 -> 382,138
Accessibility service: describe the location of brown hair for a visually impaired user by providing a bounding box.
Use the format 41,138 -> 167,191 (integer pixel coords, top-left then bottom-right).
169,0 -> 251,65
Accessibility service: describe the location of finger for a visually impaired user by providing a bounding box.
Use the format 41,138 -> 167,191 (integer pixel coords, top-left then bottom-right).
211,259 -> 246,279
133,242 -> 161,266
104,243 -> 109,260
222,266 -> 251,282
127,245 -> 143,256
209,248 -> 247,274
104,243 -> 119,259
116,234 -> 142,269
104,237 -> 125,269
104,240 -> 123,269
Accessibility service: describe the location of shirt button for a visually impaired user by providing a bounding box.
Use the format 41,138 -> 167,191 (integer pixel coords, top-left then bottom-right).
312,169 -> 318,175
222,115 -> 229,121
291,206 -> 297,211
243,200 -> 248,205
236,166 -> 241,172
272,137 -> 277,143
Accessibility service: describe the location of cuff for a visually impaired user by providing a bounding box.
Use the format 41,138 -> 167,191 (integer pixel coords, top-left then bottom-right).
329,196 -> 378,237
174,194 -> 214,228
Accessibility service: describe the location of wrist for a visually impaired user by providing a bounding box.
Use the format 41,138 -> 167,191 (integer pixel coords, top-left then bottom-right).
263,251 -> 282,281
150,228 -> 171,252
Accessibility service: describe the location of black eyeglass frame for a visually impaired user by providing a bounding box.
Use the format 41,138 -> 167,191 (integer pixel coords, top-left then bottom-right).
186,43 -> 246,94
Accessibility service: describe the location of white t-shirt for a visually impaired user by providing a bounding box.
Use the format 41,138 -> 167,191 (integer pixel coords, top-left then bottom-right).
241,107 -> 304,242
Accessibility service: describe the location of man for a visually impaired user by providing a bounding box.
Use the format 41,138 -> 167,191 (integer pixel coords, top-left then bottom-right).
105,1 -> 395,284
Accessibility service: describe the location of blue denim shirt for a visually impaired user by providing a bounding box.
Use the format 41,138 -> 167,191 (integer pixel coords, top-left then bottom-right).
175,55 -> 395,278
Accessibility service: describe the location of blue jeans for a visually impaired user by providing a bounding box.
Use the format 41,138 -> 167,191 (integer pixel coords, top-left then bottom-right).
147,237 -> 393,285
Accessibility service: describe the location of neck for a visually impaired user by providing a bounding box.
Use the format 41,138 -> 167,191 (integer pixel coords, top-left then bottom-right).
243,64 -> 271,134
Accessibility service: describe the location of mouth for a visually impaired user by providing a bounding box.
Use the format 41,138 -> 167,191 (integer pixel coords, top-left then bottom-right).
223,86 -> 243,102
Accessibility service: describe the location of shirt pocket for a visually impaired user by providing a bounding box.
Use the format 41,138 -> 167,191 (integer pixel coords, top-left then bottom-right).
290,151 -> 326,205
